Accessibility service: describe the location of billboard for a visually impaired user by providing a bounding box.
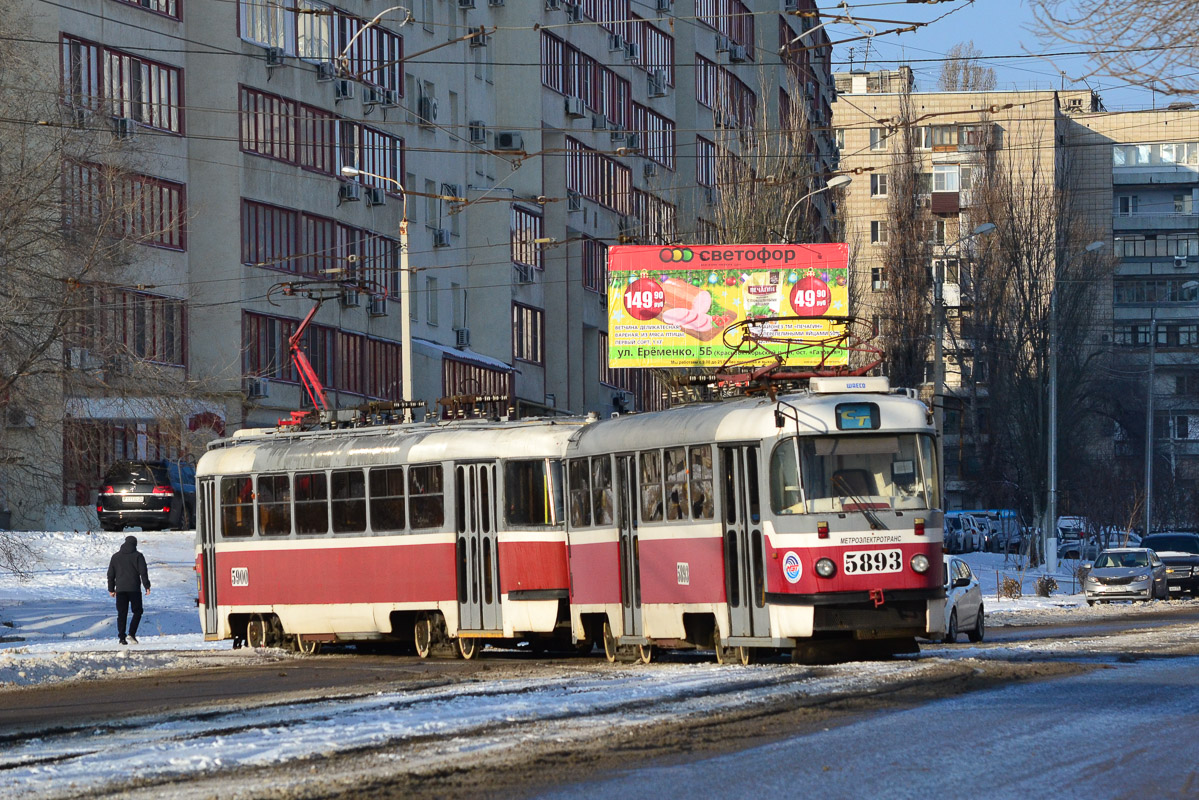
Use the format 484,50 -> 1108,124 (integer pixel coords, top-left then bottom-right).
606,243 -> 850,369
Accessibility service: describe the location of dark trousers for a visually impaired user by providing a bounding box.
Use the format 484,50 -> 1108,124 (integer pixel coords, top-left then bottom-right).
115,591 -> 143,638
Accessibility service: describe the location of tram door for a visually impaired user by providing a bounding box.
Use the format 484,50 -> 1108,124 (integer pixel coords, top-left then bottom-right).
198,477 -> 219,636
456,463 -> 501,632
615,455 -> 644,639
721,445 -> 769,639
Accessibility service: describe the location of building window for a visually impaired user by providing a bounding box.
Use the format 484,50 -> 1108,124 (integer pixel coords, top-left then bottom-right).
695,136 -> 716,188
61,35 -> 183,133
67,284 -> 187,367
1117,195 -> 1139,216
511,206 -> 543,271
113,0 -> 179,18
513,303 -> 544,364
870,173 -> 888,197
426,276 -> 439,326
566,137 -> 633,214
64,162 -> 187,250
870,221 -> 889,245
582,237 -> 607,293
441,358 -> 511,419
871,267 -> 888,291
930,125 -> 958,149
933,164 -> 959,193
869,128 -> 887,151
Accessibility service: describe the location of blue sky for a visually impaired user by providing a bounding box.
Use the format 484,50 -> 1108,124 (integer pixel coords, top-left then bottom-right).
823,0 -> 1162,111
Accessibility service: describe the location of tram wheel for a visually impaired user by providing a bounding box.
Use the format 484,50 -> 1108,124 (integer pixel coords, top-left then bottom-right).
456,636 -> 479,660
245,615 -> 267,649
601,620 -> 618,664
714,631 -> 735,665
295,634 -> 321,656
414,616 -> 433,659
737,646 -> 754,666
637,642 -> 655,664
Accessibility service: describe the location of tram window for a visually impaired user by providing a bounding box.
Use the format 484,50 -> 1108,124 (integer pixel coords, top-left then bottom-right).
220,475 -> 254,537
504,459 -> 564,527
331,469 -> 366,534
770,440 -> 803,514
409,465 -> 445,529
639,450 -> 663,522
664,447 -> 689,521
689,445 -> 714,519
369,467 -> 406,532
294,472 -> 329,535
257,474 -> 292,536
591,456 -> 614,526
568,459 -> 592,528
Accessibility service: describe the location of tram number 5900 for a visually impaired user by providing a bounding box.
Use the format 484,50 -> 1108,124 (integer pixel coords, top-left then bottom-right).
843,549 -> 902,575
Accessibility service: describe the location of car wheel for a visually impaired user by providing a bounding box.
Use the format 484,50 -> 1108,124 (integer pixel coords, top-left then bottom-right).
1086,599 -> 1095,606
943,610 -> 958,644
966,606 -> 985,643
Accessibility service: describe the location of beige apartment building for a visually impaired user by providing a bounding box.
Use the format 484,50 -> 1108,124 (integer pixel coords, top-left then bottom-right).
1,0 -> 839,529
834,70 -> 1199,524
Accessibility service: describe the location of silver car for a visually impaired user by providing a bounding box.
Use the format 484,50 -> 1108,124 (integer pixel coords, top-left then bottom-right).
942,556 -> 985,643
1083,548 -> 1168,605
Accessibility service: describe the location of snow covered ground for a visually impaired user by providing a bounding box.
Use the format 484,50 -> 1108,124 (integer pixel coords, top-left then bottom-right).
0,529 -> 1172,688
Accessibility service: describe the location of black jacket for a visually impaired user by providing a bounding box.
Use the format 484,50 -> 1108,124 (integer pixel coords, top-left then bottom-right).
107,537 -> 151,593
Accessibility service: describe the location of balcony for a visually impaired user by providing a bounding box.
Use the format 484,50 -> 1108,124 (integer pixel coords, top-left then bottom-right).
1112,212 -> 1199,233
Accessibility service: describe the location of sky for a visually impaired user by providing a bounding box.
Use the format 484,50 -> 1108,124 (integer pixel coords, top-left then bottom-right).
822,0 -> 1175,112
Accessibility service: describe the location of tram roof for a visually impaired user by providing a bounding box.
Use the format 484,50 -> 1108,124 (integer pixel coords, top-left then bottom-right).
568,390 -> 932,457
197,417 -> 593,477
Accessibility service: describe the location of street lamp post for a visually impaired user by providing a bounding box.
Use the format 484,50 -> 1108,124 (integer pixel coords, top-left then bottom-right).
1046,239 -> 1105,573
341,166 -> 413,420
780,174 -> 852,243
932,222 -> 996,510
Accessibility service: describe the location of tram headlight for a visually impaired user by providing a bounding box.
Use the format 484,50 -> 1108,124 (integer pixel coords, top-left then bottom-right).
910,553 -> 931,574
815,558 -> 836,578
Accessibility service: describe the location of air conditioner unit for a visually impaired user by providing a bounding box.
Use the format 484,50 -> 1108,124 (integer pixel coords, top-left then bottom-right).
610,126 -> 626,142
433,228 -> 451,247
368,296 -> 388,316
805,81 -> 818,99
625,133 -> 641,151
334,80 -> 355,101
608,34 -> 625,52
341,286 -> 362,307
643,160 -> 657,178
567,189 -> 583,212
264,46 -> 285,67
648,69 -> 668,97
4,407 -> 33,429
418,95 -> 438,125
362,86 -> 383,107
469,121 -> 487,143
457,0 -> 475,7
246,377 -> 270,399
545,0 -> 561,8
316,61 -> 337,82
624,42 -> 641,63
494,130 -> 524,151
381,88 -> 400,108
489,0 -> 505,5
339,182 -> 362,202
565,95 -> 587,118
566,3 -> 583,22
784,0 -> 799,9
1175,255 -> 1188,268
469,26 -> 488,47
728,44 -> 748,63
715,35 -> 731,53
112,116 -> 136,139
365,185 -> 387,206
656,0 -> 671,10
454,328 -> 472,348
514,263 -> 536,284
591,113 -> 608,130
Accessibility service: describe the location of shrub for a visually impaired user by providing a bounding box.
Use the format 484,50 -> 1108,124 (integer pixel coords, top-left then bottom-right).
1035,576 -> 1058,597
999,577 -> 1022,599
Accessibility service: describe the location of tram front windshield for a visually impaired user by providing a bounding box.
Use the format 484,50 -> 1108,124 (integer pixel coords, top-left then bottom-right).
770,434 -> 939,514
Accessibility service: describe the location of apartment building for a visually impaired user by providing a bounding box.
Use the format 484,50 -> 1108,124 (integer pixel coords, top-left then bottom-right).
4,1 -> 838,529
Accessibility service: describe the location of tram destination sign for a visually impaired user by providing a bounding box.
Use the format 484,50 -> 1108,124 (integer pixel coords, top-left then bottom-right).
606,243 -> 850,369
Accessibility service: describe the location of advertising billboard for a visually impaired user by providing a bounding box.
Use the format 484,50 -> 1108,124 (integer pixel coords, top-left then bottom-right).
606,243 -> 849,369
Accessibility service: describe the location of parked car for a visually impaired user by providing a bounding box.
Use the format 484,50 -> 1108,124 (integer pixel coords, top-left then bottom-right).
1139,533 -> 1199,598
96,460 -> 191,532
944,512 -> 984,554
942,555 -> 985,643
1082,548 -> 1168,605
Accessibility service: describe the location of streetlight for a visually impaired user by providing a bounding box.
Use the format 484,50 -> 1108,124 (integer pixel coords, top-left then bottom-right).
341,165 -> 413,420
338,6 -> 412,77
932,221 -> 996,512
777,2 -> 875,57
780,174 -> 852,243
1046,239 -> 1105,572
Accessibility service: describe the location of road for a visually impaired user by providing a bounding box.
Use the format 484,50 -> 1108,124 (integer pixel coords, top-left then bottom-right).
2,605 -> 1198,799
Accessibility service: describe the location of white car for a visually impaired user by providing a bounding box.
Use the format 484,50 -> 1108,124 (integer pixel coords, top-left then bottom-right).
942,555 -> 985,643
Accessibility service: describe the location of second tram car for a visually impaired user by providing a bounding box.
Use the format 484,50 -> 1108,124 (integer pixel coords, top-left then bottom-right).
195,376 -> 945,662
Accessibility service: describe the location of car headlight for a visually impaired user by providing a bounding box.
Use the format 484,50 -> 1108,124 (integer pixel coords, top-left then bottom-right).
910,553 -> 930,573
1130,576 -> 1149,585
815,558 -> 836,578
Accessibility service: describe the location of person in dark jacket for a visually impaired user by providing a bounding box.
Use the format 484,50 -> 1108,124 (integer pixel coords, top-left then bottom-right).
107,535 -> 151,645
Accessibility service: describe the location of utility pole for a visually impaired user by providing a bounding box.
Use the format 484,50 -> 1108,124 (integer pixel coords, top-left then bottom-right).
1046,287 -> 1058,574
1144,315 -> 1157,535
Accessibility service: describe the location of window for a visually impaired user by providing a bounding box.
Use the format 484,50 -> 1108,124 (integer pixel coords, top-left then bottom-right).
511,206 -> 543,271
369,467 -> 406,531
114,0 -> 179,17
689,445 -> 714,519
1176,194 -> 1194,215
664,447 -> 688,521
239,87 -> 296,162
426,276 -> 439,326
869,127 -> 887,151
567,459 -> 592,528
220,476 -> 255,537
504,460 -> 563,527
1117,195 -> 1139,215
871,266 -> 888,291
834,129 -> 845,149
566,136 -> 633,214
639,450 -> 663,522
330,470 -> 366,534
62,36 -> 183,133
582,237 -> 607,293
294,471 -> 328,534
930,125 -> 958,149
64,162 -> 187,250
695,136 -> 716,188
66,284 -> 187,367
591,456 -> 613,525
870,173 -> 888,197
513,303 -> 544,364
933,164 -> 960,193
408,465 -> 444,529
256,474 -> 292,536
870,221 -> 889,245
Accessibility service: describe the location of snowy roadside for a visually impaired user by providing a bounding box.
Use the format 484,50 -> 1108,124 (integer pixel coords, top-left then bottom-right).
0,530 -> 1182,689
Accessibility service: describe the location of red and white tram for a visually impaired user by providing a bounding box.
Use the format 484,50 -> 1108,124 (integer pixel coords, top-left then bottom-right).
195,376 -> 945,662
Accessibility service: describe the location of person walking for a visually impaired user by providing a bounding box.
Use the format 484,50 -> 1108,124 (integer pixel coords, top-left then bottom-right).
107,535 -> 151,645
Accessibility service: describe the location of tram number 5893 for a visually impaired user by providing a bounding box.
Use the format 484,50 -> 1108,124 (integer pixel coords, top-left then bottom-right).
843,549 -> 902,575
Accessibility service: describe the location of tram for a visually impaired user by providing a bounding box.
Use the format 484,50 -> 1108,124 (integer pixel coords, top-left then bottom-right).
194,376 -> 945,662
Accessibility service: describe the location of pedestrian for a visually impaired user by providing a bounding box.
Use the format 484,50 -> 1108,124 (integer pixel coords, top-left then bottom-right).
107,534 -> 151,645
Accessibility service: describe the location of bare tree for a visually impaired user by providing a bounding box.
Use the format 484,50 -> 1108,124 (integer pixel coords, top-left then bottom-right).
938,42 -> 997,92
1031,0 -> 1199,95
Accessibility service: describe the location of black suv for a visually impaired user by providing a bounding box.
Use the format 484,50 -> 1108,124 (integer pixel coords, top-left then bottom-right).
97,460 -> 190,532
1139,533 -> 1199,598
